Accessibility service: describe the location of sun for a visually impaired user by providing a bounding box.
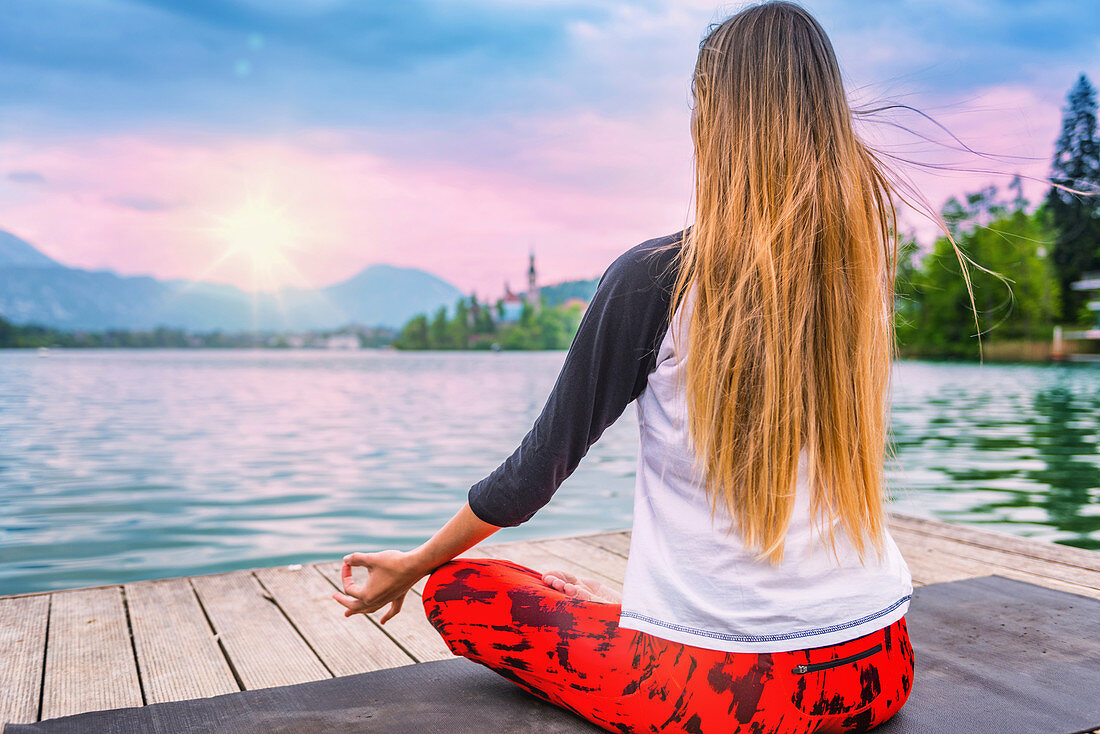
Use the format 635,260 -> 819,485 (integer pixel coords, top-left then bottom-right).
209,196 -> 304,290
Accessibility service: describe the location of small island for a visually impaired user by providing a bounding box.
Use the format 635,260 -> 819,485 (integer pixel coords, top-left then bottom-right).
393,253 -> 594,351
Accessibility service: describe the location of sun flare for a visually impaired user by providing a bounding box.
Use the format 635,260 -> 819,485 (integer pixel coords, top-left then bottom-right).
209,196 -> 305,290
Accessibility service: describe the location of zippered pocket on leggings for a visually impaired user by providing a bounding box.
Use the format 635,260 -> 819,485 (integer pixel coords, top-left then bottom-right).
791,643 -> 882,674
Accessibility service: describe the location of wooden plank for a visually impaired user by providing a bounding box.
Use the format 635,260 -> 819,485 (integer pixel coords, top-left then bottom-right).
893,536 -> 990,586
313,563 -> 455,663
577,530 -> 632,558
891,529 -> 1100,600
572,528 -> 631,542
0,517 -> 1091,727
0,594 -> 49,727
577,519 -> 1100,590
124,578 -> 238,704
480,541 -> 623,592
254,565 -> 415,676
191,571 -> 330,690
41,587 -> 143,720
536,537 -> 628,584
889,512 -> 1100,572
890,526 -> 1100,592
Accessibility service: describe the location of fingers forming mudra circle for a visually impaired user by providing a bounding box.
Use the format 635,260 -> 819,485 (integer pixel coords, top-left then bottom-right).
330,551 -> 407,624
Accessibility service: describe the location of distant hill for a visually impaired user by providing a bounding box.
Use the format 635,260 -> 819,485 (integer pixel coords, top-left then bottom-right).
325,264 -> 466,330
541,278 -> 598,307
0,230 -> 464,331
0,231 -> 62,268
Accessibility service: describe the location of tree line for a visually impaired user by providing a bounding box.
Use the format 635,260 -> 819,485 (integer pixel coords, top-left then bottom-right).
0,320 -> 207,348
898,73 -> 1099,358
393,299 -> 585,350
895,183 -> 1059,358
0,318 -> 392,349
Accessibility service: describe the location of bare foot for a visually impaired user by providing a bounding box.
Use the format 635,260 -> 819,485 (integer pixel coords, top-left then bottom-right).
542,569 -> 622,604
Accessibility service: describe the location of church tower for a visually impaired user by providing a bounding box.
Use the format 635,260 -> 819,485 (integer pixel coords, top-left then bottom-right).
527,251 -> 540,315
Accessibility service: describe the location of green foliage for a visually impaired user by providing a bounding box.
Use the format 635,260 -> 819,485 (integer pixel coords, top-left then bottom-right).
448,300 -> 471,348
1045,73 -> 1100,321
393,296 -> 585,351
393,314 -> 430,349
0,316 -> 65,348
539,278 -> 598,308
0,317 -> 351,348
428,306 -> 449,347
896,186 -> 1060,358
473,305 -> 494,334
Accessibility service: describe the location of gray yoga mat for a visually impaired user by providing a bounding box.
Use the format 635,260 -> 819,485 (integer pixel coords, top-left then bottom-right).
874,574 -> 1100,734
6,574 -> 1099,734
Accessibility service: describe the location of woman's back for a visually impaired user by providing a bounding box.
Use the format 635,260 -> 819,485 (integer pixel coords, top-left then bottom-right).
625,273 -> 913,650
555,230 -> 914,652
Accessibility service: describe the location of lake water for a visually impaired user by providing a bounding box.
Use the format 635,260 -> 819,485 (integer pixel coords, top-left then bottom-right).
1,350 -> 1098,595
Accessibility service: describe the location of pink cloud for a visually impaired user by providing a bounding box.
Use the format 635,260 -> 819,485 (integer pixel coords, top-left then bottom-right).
0,112 -> 693,296
0,86 -> 1062,298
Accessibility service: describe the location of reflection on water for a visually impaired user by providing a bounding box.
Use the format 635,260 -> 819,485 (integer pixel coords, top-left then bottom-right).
886,361 -> 1100,550
0,351 -> 1097,595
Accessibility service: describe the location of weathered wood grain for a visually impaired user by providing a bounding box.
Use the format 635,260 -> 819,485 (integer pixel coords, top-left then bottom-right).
535,537 -> 629,582
313,562 -> 455,663
577,530 -> 632,558
124,578 -> 238,704
479,540 -> 623,592
889,513 -> 1100,572
891,533 -> 991,586
254,565 -> 415,676
894,524 -> 1100,590
41,587 -> 143,720
0,594 -> 49,727
891,527 -> 1100,600
190,571 -> 330,690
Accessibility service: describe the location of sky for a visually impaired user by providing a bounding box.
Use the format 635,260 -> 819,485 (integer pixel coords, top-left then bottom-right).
0,0 -> 1097,296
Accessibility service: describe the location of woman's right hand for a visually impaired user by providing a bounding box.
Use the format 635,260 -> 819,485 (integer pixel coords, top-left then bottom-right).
332,502 -> 502,623
331,548 -> 430,623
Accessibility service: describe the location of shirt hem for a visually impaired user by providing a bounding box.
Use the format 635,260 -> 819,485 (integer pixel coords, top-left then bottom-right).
618,595 -> 911,653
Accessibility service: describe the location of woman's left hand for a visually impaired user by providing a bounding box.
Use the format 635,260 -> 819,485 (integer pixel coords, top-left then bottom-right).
331,549 -> 428,624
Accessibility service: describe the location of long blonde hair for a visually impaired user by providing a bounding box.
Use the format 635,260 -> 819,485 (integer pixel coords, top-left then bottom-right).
670,1 -> 899,566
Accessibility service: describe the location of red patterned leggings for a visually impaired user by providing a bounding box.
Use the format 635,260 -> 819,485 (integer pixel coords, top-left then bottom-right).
422,558 -> 913,734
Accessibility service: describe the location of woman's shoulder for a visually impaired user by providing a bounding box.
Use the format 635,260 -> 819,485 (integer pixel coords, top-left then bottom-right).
601,229 -> 687,296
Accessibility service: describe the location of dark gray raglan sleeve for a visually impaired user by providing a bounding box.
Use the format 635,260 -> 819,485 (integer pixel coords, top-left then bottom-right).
467,232 -> 684,527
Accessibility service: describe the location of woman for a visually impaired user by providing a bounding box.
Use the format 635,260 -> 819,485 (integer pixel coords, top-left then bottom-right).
333,2 -> 916,731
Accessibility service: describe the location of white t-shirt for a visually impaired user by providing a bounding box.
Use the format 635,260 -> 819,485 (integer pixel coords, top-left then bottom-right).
618,290 -> 913,653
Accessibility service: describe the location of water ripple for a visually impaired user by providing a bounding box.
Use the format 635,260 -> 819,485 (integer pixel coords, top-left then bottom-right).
0,350 -> 1097,595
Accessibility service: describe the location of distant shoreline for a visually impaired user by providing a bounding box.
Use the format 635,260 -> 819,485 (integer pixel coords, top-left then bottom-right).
6,345 -> 1097,366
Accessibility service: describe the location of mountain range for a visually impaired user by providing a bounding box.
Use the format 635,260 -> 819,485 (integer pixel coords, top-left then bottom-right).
0,230 -> 465,331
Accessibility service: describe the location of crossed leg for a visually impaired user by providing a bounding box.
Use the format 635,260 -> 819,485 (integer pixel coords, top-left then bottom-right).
421,557 -> 680,733
420,557 -> 914,734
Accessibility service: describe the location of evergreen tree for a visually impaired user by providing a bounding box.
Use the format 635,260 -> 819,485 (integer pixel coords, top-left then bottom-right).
428,306 -> 449,348
474,302 -> 494,334
1045,73 -> 1100,321
393,314 -> 430,349
446,299 -> 470,348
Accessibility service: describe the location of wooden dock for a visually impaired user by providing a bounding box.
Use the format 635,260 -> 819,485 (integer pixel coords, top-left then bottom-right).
2,511 -> 1099,730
